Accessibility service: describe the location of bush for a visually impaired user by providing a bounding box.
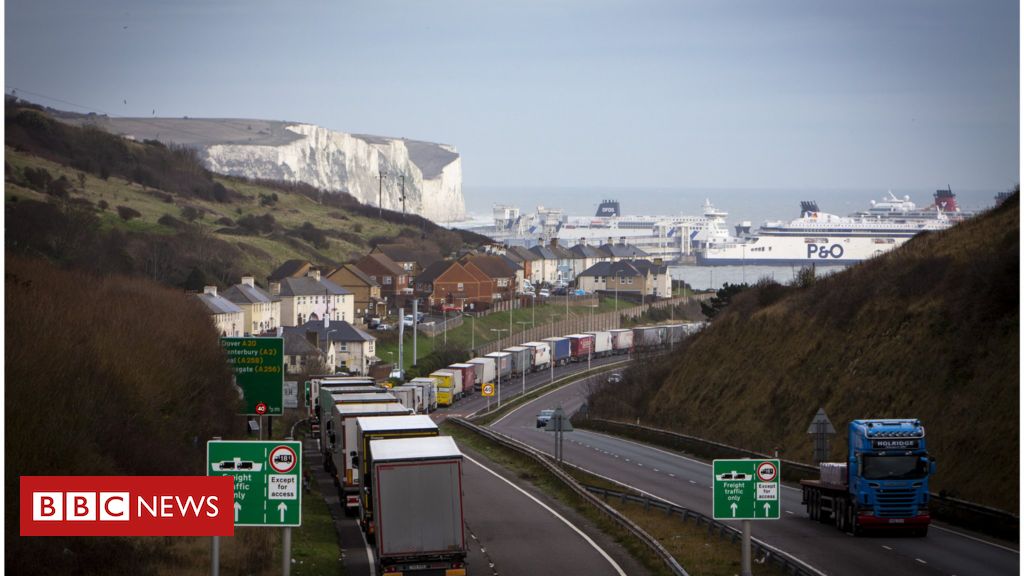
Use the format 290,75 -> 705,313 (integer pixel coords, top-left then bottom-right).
116,205 -> 142,221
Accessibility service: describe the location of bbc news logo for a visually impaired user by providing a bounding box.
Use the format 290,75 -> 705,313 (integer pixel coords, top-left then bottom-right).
21,476 -> 234,536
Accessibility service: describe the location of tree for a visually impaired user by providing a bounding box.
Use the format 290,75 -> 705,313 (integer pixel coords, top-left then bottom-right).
700,282 -> 749,319
183,267 -> 210,292
116,205 -> 141,221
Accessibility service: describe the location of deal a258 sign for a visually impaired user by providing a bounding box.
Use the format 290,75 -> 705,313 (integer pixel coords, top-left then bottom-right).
221,337 -> 284,416
712,459 -> 780,520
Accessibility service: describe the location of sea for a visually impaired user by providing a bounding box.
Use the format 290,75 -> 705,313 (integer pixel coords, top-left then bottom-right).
668,263 -> 848,291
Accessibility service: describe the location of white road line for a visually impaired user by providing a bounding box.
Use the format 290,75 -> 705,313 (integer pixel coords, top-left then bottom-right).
785,511 -> 794,515
688,480 -> 696,484
357,516 -> 375,575
464,454 -> 627,576
931,525 -> 1020,554
653,468 -> 660,473
669,473 -> 675,478
915,558 -> 927,564
882,545 -> 892,551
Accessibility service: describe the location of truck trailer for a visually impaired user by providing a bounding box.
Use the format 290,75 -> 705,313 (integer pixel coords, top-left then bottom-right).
466,357 -> 496,391
609,329 -> 633,355
542,337 -> 571,366
565,334 -> 595,362
502,346 -> 531,376
586,330 -> 613,357
485,351 -> 512,379
407,377 -> 438,412
355,415 -> 440,536
319,391 -> 398,466
447,363 -> 478,397
327,402 -> 414,514
370,436 -> 467,576
800,418 -> 936,536
522,341 -> 551,370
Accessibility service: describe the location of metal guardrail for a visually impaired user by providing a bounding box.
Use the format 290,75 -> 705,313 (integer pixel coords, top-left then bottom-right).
581,418 -> 1020,540
581,484 -> 821,576
449,418 -> 690,576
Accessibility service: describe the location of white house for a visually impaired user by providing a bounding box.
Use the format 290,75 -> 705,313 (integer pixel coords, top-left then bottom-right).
195,286 -> 244,337
272,269 -> 354,327
222,276 -> 281,336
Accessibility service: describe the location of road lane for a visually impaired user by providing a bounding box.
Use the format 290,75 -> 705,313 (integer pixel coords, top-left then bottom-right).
492,374 -> 1019,576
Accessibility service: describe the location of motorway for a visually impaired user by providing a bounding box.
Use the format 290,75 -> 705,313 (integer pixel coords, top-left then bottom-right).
484,372 -> 1019,576
326,356 -> 643,576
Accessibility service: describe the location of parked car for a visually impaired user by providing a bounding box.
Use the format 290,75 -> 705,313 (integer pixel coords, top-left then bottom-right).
403,315 -> 415,327
441,304 -> 461,313
538,289 -> 550,298
376,323 -> 392,331
607,373 -> 623,384
536,409 -> 555,428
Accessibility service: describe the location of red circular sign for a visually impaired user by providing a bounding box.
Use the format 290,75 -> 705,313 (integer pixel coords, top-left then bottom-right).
757,461 -> 778,482
269,445 -> 297,473
255,402 -> 268,415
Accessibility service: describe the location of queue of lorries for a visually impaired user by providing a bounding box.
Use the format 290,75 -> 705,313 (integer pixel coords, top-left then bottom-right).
303,322 -> 703,575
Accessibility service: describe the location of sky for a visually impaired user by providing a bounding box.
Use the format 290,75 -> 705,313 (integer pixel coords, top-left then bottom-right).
4,0 -> 1020,195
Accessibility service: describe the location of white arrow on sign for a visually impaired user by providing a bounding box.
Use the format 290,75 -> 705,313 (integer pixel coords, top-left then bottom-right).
764,502 -> 771,517
730,502 -> 738,518
277,502 -> 288,522
234,501 -> 241,523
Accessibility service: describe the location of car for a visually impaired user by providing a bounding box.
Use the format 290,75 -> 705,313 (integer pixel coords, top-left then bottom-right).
607,373 -> 623,384
441,304 -> 460,313
536,409 -> 556,428
538,289 -> 550,298
375,323 -> 392,331
715,471 -> 750,481
403,315 -> 415,327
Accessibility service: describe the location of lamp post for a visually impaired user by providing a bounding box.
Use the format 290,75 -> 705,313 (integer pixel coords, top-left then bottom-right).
587,303 -> 598,332
549,314 -> 559,384
490,328 -> 508,408
516,321 -> 532,397
464,312 -> 476,352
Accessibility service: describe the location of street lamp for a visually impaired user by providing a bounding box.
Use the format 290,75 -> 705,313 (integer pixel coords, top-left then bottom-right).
490,328 -> 509,408
516,321 -> 532,397
549,314 -> 559,384
464,312 -> 476,352
587,303 -> 598,332
516,321 -> 532,344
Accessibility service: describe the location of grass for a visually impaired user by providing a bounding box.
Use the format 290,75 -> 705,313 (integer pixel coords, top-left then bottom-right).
443,421 -> 789,576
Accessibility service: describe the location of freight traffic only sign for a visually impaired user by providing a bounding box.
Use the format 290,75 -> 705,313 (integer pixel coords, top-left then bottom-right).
712,459 -> 780,520
207,440 -> 302,527
221,337 -> 284,415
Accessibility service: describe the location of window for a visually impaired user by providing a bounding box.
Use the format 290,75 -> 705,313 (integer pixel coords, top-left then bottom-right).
383,276 -> 393,285
339,343 -> 348,352
497,278 -> 508,287
457,282 -> 464,291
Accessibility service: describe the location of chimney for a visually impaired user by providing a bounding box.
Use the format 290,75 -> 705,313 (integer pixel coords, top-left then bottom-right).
308,269 -> 321,281
549,237 -> 557,249
241,276 -> 255,288
607,236 -> 613,246
270,282 -> 281,296
203,285 -> 218,297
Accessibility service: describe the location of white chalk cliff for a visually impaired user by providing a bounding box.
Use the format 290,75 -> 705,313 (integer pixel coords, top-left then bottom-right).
201,124 -> 464,222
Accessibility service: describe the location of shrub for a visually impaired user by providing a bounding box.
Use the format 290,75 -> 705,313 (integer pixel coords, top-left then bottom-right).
116,205 -> 142,221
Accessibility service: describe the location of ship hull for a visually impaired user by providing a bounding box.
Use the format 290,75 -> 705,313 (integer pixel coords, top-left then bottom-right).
698,234 -> 912,266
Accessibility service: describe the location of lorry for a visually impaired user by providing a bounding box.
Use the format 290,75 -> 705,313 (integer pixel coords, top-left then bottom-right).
430,370 -> 459,407
369,436 -> 467,576
522,341 -> 551,370
485,351 -> 512,380
609,329 -> 633,355
355,415 -> 440,536
309,376 -> 379,420
327,402 -> 414,514
466,357 -> 496,391
586,330 -> 613,357
311,383 -> 384,434
407,377 -> 438,412
502,346 -> 530,376
800,418 -> 936,536
389,384 -> 424,413
632,325 -> 667,350
565,333 -> 595,362
541,336 -> 571,366
447,363 -> 478,397
319,391 -> 397,459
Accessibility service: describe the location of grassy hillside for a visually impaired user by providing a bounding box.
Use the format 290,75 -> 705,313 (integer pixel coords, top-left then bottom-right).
588,195 -> 1019,510
4,98 -> 486,287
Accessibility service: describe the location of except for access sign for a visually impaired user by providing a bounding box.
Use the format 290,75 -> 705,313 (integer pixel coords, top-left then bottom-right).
712,459 -> 780,520
221,337 -> 284,416
207,440 -> 301,527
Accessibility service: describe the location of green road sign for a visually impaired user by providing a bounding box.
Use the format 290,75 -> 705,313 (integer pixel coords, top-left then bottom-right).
712,459 -> 780,520
207,440 -> 302,527
221,337 -> 284,415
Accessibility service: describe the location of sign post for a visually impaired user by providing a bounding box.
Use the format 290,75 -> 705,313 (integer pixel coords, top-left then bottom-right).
221,337 -> 284,416
481,382 -> 495,411
713,459 -> 780,576
207,440 -> 302,527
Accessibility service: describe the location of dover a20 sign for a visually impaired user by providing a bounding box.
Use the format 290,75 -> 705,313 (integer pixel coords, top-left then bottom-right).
712,459 -> 780,520
221,337 -> 284,416
207,440 -> 301,527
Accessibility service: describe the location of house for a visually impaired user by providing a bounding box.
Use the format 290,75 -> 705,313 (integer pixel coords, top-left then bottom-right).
569,244 -> 605,280
415,260 -> 478,310
271,269 -> 354,327
371,244 -> 441,287
506,245 -> 542,284
597,243 -> 650,262
195,286 -> 244,337
630,259 -> 672,298
354,252 -> 409,307
221,276 -> 281,336
326,264 -> 385,322
282,330 -> 330,375
528,244 -> 560,286
283,319 -> 377,375
548,241 -> 576,284
461,254 -> 518,302
267,259 -> 312,284
576,261 -> 644,295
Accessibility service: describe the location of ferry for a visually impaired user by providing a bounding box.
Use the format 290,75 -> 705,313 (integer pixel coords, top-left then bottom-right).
697,202 -> 953,266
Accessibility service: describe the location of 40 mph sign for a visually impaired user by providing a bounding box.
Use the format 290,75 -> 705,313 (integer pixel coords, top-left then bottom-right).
712,459 -> 780,520
207,440 -> 302,527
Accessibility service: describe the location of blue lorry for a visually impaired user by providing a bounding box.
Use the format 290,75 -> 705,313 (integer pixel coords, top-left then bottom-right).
542,336 -> 571,366
800,418 -> 936,536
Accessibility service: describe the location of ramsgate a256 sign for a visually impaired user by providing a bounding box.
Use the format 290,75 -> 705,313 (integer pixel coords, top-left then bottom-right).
221,337 -> 284,416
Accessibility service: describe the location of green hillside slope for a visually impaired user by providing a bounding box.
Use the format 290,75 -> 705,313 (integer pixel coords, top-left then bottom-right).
589,195 -> 1019,510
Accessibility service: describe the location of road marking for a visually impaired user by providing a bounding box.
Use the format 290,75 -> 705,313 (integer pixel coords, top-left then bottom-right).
931,525 -> 1020,554
356,515 -> 375,574
688,480 -> 696,484
915,558 -> 927,564
785,510 -> 794,515
624,458 -> 630,462
882,545 -> 892,551
669,473 -> 675,478
464,454 -> 627,576
653,468 -> 659,473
